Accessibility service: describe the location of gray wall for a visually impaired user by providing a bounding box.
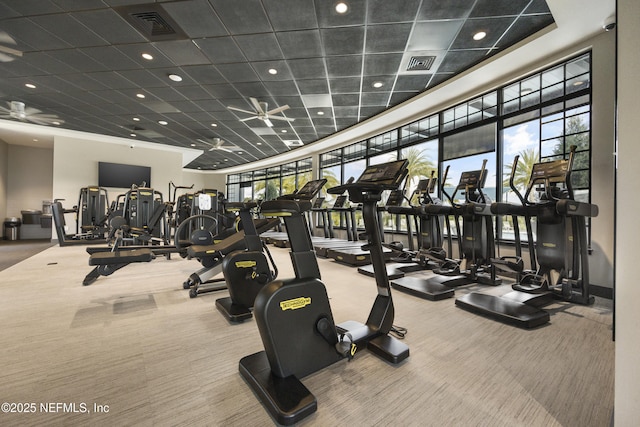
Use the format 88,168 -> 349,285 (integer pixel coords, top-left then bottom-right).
0,139 -> 7,237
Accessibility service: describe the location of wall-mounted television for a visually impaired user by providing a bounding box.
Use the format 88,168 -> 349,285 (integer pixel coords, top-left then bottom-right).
98,162 -> 151,189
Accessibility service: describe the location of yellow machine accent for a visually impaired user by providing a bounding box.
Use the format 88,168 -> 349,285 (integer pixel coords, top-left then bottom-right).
280,297 -> 311,311
542,242 -> 556,248
235,260 -> 257,268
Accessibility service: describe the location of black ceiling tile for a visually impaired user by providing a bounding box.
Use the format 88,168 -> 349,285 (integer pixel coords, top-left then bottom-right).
251,60 -> 293,81
334,106 -> 359,117
153,40 -> 210,66
407,20 -> 465,51
60,73 -> 111,91
263,80 -> 300,96
418,0 -> 472,20
144,87 -> 187,103
336,117 -> 358,128
234,33 -> 284,61
193,37 -> 245,64
452,17 -> 516,49
362,75 -> 395,92
283,108 -> 311,119
79,46 -> 142,71
116,43 -> 177,68
438,49 -> 490,73
30,75 -> 83,94
501,15 -> 555,47
0,2 -> 21,18
182,65 -> 227,85
360,105 -> 386,116
118,69 -> 167,88
332,93 -> 360,106
168,100 -> 204,113
184,110 -> 217,121
394,74 -> 429,91
365,23 -> 412,54
0,58 -> 51,78
21,52 -> 78,75
86,71 -> 137,90
175,85 -> 215,101
215,63 -> 260,82
232,82 -> 270,98
326,55 -> 363,77
270,96 -> 304,109
287,57 -> 327,80
470,0 -> 530,18
330,77 -> 361,94
29,14 -> 108,48
50,49 -> 109,73
196,97 -> 235,111
525,0 -> 552,14
367,0 -> 422,23
263,0 -> 317,31
74,9 -> 147,44
208,0 -> 273,35
2,0 -> 62,15
276,30 -> 323,59
0,18 -> 70,51
162,0 -> 227,38
363,54 -> 402,76
51,0 -> 107,11
297,79 -> 329,95
315,0 -> 366,28
321,27 -> 365,56
361,91 -> 390,106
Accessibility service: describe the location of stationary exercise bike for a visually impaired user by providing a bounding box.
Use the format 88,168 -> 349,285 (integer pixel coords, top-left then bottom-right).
239,160 -> 410,425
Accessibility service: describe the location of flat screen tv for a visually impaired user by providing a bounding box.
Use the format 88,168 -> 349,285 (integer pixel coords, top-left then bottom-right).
98,162 -> 151,189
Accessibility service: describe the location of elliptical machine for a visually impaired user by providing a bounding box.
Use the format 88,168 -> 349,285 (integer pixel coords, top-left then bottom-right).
239,160 -> 410,425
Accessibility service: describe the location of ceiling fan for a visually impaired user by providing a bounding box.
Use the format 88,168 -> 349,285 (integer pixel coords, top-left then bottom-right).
0,31 -> 22,62
228,97 -> 294,127
197,137 -> 241,153
0,101 -> 64,126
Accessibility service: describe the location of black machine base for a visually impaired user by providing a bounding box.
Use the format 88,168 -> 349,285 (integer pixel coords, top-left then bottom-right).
357,262 -> 422,280
215,297 -> 253,322
390,276 -> 455,301
455,292 -> 550,329
367,334 -> 410,364
239,351 -> 317,426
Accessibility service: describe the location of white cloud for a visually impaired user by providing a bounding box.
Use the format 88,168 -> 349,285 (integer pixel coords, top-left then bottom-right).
504,123 -> 538,156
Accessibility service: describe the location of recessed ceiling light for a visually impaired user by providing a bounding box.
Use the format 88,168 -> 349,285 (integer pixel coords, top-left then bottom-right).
281,129 -> 287,133
25,83 -> 36,89
190,143 -> 196,147
373,81 -> 384,88
142,53 -> 153,60
158,120 -> 168,125
168,73 -> 183,82
257,142 -> 262,145
268,68 -> 278,75
211,123 -> 217,127
573,80 -> 585,86
130,134 -> 136,138
238,151 -> 243,154
335,2 -> 348,14
136,93 -> 145,99
318,111 -> 325,115
133,117 -> 140,121
224,158 -> 228,161
33,138 -> 38,142
473,31 -> 487,41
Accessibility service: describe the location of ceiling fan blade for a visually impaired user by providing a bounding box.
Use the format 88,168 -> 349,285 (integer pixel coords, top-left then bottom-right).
24,106 -> 43,115
218,147 -> 234,153
0,52 -> 16,62
249,97 -> 264,115
239,116 -> 258,122
263,118 -> 274,127
0,31 -> 16,44
266,105 -> 290,115
27,117 -> 61,126
268,116 -> 295,122
228,106 -> 257,115
0,45 -> 22,58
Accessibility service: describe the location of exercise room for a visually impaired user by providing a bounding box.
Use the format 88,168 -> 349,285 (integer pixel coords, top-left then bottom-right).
1,0 -> 636,425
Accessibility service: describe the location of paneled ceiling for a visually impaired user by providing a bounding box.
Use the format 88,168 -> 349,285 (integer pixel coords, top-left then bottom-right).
0,0 -> 555,170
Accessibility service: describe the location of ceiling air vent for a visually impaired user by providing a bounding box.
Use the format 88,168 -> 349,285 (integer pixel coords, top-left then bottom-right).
116,4 -> 188,41
406,56 -> 436,71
